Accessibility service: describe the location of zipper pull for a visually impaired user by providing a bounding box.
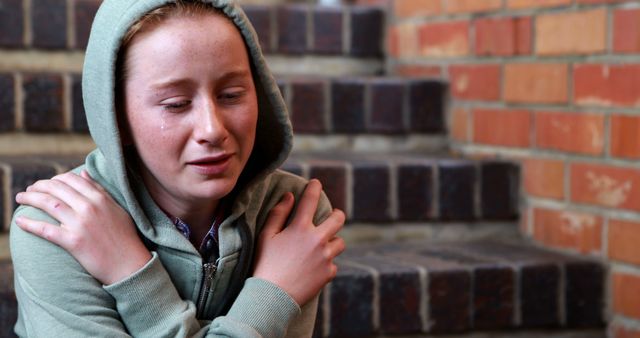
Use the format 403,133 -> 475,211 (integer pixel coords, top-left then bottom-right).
203,262 -> 217,289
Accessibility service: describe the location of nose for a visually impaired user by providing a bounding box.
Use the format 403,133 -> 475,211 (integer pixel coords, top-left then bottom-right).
193,97 -> 229,146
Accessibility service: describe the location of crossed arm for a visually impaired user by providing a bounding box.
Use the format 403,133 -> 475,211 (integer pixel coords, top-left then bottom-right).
11,171 -> 345,337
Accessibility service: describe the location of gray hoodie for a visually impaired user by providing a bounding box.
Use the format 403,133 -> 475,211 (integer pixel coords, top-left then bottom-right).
10,0 -> 331,337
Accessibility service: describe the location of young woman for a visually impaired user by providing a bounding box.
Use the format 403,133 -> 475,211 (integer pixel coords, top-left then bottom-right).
9,0 -> 345,337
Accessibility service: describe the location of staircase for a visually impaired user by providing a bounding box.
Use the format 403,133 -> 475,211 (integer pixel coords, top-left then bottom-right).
0,1 -> 605,337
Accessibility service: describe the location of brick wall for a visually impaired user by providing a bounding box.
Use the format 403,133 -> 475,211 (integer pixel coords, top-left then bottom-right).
385,0 -> 640,336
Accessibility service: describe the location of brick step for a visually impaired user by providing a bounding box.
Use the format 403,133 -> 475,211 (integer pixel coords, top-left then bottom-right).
0,153 -> 519,232
316,239 -> 605,337
284,153 -> 520,224
0,74 -> 447,138
278,76 -> 447,136
0,235 -> 605,338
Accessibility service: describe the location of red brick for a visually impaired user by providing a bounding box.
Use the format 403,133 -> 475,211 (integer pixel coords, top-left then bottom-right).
449,64 -> 500,101
614,9 -> 640,54
536,9 -> 607,56
475,17 -> 531,56
473,109 -> 531,147
504,63 -> 568,104
532,208 -> 602,254
507,0 -> 571,9
418,21 -> 470,57
614,325 -> 640,338
394,65 -> 442,78
613,273 -> 640,320
611,115 -> 640,159
571,163 -> 640,212
574,64 -> 640,108
388,23 -> 418,58
394,0 -> 441,18
535,112 -> 605,155
609,219 -> 640,265
577,0 -> 632,3
523,158 -> 564,199
451,107 -> 469,142
445,0 -> 502,13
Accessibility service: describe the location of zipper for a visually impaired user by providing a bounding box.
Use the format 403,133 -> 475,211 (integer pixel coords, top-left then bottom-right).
196,261 -> 218,318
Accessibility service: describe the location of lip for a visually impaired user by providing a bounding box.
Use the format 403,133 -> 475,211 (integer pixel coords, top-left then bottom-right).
186,153 -> 233,175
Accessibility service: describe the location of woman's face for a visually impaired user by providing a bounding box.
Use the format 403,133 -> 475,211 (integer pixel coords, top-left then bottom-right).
122,13 -> 258,212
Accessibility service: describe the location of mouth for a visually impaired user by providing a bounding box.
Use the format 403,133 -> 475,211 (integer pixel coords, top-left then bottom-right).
186,154 -> 233,175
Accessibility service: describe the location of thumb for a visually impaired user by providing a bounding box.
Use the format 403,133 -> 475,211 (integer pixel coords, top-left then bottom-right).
261,192 -> 294,239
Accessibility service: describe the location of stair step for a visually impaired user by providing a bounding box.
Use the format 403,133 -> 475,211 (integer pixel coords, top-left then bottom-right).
0,234 -> 605,338
285,153 -> 520,224
0,154 -> 519,232
278,76 -> 447,136
317,239 -> 605,337
244,4 -> 385,59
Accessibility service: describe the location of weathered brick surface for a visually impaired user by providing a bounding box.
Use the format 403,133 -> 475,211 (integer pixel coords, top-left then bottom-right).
611,115 -> 640,159
397,162 -> 433,220
0,74 -> 15,132
480,162 -> 518,220
369,79 -> 405,133
473,109 -> 531,147
444,0 -> 502,14
612,273 -> 640,320
608,219 -> 640,265
532,208 -> 602,254
394,0 -> 441,18
346,255 -> 422,335
520,264 -> 561,328
330,79 -> 366,133
536,9 -> 607,56
350,7 -> 384,57
614,9 -> 640,53
0,0 -> 23,48
74,0 -> 101,50
438,161 -> 475,221
504,63 -> 568,104
408,80 -> 445,132
388,23 -> 418,58
523,158 -> 564,200
32,0 -> 67,49
570,163 -> 640,212
277,5 -> 307,54
309,161 -> 347,213
22,74 -> 65,132
535,111 -> 605,155
574,64 -> 640,108
313,8 -> 342,54
475,17 -> 531,56
352,162 -> 390,222
565,261 -> 604,328
289,80 -> 326,133
449,64 -> 500,101
329,263 -> 374,337
473,265 -> 515,330
450,107 -> 469,142
507,0 -> 571,9
418,21 -> 469,57
244,5 -> 272,53
614,325 -> 640,338
394,64 -> 441,78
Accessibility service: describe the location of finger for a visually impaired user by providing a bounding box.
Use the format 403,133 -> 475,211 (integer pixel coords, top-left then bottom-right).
325,236 -> 346,259
15,191 -> 75,225
291,179 -> 322,227
80,170 -> 108,193
26,177 -> 99,217
317,209 -> 345,241
261,192 -> 294,239
15,216 -> 69,247
53,172 -> 106,201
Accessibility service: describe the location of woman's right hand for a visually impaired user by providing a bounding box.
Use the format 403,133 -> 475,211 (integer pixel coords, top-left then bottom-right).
253,179 -> 346,307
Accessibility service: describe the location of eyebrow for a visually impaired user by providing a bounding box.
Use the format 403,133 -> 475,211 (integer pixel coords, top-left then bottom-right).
150,70 -> 252,92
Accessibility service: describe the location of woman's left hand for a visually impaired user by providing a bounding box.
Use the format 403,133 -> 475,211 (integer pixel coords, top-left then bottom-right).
14,170 -> 151,285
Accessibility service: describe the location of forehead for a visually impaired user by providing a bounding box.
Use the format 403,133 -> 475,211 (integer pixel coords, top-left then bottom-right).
124,12 -> 250,81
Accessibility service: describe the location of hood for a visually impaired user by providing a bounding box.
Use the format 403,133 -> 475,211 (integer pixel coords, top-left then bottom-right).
81,0 -> 292,251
